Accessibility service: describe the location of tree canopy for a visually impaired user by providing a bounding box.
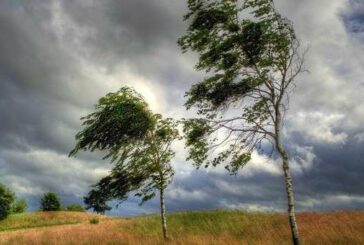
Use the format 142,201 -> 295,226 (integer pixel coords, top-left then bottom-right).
70,87 -> 155,155
81,114 -> 179,206
0,183 -> 15,220
179,0 -> 304,174
11,198 -> 28,214
40,192 -> 61,211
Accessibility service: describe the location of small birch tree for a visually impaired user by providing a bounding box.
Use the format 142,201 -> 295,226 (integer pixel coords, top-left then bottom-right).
178,1 -> 306,244
70,87 -> 179,240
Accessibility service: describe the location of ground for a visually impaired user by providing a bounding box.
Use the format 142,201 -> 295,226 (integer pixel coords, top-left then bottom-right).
0,210 -> 363,244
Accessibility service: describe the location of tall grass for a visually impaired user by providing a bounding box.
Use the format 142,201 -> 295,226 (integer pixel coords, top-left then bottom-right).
124,210 -> 291,244
0,210 -> 363,244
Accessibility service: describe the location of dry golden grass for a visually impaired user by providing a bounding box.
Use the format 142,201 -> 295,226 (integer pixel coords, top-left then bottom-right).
0,210 -> 363,244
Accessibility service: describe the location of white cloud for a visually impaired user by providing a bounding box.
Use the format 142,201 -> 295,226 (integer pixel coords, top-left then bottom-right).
0,147 -> 110,197
298,194 -> 364,209
354,132 -> 364,143
276,0 -> 364,131
290,145 -> 316,174
242,151 -> 282,177
221,202 -> 281,212
287,112 -> 348,144
168,187 -> 209,202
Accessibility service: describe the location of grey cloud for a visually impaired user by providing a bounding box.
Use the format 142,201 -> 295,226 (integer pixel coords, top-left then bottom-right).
57,0 -> 199,111
0,0 -> 363,215
342,0 -> 364,37
60,0 -> 186,63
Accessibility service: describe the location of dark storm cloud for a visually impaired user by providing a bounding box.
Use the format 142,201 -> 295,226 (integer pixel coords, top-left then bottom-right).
0,1 -> 72,153
57,0 -> 190,76
60,0 -> 184,58
0,0 -> 112,209
0,1 -> 83,104
114,135 -> 364,215
342,0 -> 364,38
300,137 -> 364,196
160,136 -> 364,213
57,0 -> 199,110
0,0 -> 363,214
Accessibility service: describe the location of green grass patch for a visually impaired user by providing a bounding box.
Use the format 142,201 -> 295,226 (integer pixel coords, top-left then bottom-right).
0,211 -> 97,232
0,210 -> 363,245
124,209 -> 287,240
89,217 -> 100,224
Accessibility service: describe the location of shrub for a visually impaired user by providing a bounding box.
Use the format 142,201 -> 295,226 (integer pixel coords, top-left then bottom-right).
0,183 -> 15,220
66,204 -> 86,212
89,217 -> 99,224
11,198 -> 28,213
40,192 -> 61,211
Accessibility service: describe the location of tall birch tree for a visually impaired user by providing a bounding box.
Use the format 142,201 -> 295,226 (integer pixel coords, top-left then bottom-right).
178,1 -> 306,244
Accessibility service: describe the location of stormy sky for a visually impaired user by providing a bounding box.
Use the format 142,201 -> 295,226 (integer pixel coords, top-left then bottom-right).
0,0 -> 363,215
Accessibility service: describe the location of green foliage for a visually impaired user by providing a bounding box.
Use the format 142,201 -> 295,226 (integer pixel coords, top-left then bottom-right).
83,115 -> 180,210
0,183 -> 15,220
179,0 -> 302,174
71,87 -> 180,212
69,87 -> 155,156
11,199 -> 27,214
241,22 -> 264,65
84,188 -> 112,214
66,204 -> 86,212
40,192 -> 61,211
183,118 -> 211,167
179,0 -> 295,110
89,217 -> 100,224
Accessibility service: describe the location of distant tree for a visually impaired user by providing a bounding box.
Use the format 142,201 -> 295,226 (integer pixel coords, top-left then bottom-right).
40,192 -> 61,211
0,183 -> 15,220
66,204 -> 86,212
70,87 -> 179,240
179,0 -> 306,244
11,198 -> 27,214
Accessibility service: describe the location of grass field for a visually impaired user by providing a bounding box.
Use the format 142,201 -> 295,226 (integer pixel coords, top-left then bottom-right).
0,212 -> 107,232
0,210 -> 363,244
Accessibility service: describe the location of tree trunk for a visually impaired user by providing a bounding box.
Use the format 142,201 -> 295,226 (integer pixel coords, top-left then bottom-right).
275,108 -> 300,245
160,187 -> 168,240
277,145 -> 301,245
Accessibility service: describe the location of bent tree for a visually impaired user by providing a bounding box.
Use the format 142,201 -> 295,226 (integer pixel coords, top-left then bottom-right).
179,0 -> 305,244
70,87 -> 179,240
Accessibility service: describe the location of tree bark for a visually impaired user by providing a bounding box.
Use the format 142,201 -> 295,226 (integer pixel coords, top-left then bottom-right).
275,109 -> 301,245
277,145 -> 301,245
160,187 -> 168,240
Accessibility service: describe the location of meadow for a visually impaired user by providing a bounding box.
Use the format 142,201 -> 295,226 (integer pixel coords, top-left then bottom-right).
0,210 -> 363,245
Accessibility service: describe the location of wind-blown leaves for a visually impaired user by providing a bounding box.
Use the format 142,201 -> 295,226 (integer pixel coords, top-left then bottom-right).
179,0 -> 303,174
69,87 -> 155,156
70,87 -> 179,212
179,1 -> 305,243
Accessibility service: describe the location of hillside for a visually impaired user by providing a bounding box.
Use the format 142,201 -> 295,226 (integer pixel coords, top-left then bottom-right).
0,210 -> 363,244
